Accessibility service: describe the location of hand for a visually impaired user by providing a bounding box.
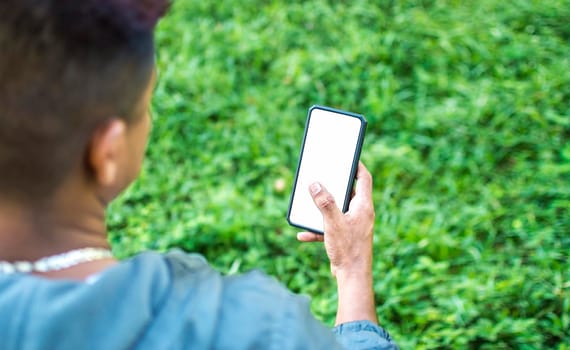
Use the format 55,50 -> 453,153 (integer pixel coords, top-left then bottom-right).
297,162 -> 375,278
297,162 -> 378,325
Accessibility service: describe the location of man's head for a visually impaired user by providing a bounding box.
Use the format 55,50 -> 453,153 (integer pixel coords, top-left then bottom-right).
0,0 -> 168,204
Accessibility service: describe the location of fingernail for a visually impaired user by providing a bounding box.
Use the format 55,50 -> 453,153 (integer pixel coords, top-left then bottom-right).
309,182 -> 322,195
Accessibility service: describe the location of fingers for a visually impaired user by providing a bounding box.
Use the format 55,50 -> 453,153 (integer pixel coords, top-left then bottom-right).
297,231 -> 324,242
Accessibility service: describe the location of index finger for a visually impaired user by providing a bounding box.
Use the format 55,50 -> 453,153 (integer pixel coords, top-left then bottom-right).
297,231 -> 325,242
355,162 -> 373,199
348,162 -> 373,212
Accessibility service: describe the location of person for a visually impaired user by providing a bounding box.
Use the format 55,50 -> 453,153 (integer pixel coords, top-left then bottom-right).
0,1 -> 398,349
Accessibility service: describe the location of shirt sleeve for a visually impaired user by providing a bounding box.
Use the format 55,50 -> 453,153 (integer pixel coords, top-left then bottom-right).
282,291 -> 399,350
333,320 -> 399,350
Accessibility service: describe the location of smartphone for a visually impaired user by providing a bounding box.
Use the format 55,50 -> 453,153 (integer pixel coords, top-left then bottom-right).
287,105 -> 367,234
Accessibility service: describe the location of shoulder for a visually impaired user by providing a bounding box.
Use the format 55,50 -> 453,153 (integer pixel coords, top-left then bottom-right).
219,269 -> 299,322
222,269 -> 299,304
161,251 -> 298,313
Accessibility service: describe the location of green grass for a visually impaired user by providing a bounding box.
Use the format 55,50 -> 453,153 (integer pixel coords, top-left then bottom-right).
108,0 -> 570,348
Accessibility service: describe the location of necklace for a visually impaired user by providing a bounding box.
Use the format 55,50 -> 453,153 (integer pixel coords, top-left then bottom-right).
0,247 -> 114,275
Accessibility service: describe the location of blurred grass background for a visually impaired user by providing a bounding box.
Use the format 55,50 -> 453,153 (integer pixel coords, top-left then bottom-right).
108,0 -> 569,348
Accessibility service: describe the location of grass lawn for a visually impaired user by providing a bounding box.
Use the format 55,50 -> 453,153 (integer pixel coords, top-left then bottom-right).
108,0 -> 570,348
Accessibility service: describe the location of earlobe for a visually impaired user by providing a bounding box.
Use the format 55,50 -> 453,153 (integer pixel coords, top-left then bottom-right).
87,119 -> 126,187
100,161 -> 117,186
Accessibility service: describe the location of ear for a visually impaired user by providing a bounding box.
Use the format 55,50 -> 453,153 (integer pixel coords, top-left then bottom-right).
87,119 -> 127,187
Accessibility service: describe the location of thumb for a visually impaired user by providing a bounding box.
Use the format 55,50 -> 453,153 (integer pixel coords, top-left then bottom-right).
309,182 -> 343,222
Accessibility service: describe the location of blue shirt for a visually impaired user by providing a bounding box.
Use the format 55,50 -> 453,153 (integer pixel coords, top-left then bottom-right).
0,250 -> 398,349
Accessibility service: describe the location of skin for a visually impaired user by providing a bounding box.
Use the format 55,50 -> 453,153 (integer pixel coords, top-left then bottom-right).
0,67 -> 379,326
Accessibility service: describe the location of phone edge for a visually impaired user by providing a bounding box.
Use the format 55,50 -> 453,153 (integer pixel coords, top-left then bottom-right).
286,105 -> 367,235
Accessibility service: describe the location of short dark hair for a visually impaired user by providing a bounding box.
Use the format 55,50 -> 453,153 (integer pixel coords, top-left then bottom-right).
0,0 -> 168,201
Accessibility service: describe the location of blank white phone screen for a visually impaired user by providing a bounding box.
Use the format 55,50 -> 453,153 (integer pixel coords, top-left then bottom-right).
289,108 -> 364,233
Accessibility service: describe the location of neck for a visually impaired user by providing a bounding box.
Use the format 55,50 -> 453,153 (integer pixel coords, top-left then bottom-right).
0,199 -> 110,262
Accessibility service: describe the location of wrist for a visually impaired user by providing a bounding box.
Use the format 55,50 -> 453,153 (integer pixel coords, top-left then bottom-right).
334,268 -> 377,325
334,266 -> 374,294
332,259 -> 372,280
